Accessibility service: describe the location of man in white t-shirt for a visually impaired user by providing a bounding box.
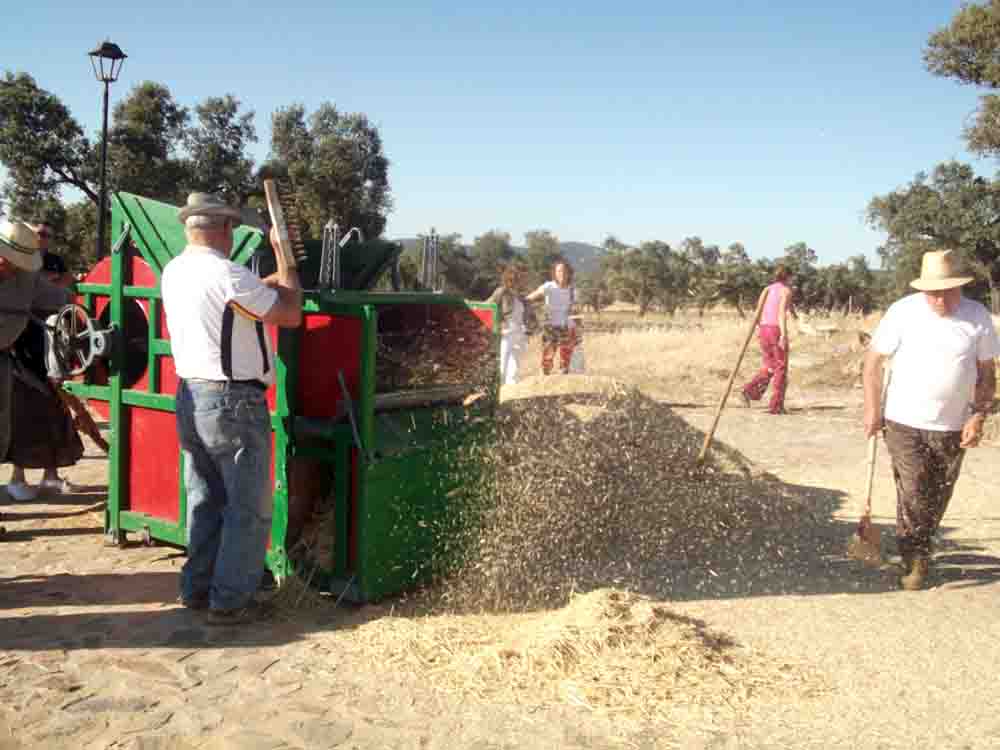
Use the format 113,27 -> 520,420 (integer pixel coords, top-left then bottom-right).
162,193 -> 302,625
863,250 -> 1000,590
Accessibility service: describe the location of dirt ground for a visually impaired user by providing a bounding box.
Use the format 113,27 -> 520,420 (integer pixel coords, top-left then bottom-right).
3,331 -> 1000,749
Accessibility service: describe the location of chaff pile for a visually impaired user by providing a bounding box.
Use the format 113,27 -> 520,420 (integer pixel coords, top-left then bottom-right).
438,375 -> 805,612
357,588 -> 819,724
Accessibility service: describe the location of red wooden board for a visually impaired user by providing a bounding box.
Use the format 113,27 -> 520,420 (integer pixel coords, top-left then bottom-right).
296,314 -> 362,418
126,407 -> 180,522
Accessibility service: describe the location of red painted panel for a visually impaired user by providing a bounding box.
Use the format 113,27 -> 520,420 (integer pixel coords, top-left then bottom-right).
128,258 -> 157,394
81,256 -> 112,420
127,407 -> 180,523
472,307 -> 495,329
84,255 -> 112,285
90,398 -> 111,422
160,356 -> 178,397
296,314 -> 362,418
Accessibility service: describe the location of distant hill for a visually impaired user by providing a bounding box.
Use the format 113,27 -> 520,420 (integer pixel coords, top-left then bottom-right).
557,241 -> 602,275
393,238 -> 603,275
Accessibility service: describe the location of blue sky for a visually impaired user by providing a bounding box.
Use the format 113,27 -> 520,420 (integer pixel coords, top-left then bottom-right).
3,0 -> 992,265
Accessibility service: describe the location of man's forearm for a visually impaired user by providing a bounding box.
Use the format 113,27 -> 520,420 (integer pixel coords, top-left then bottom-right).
278,263 -> 302,305
862,352 -> 884,412
973,361 -> 996,412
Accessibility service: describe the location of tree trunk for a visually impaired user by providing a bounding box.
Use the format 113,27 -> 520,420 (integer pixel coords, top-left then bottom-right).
990,283 -> 999,316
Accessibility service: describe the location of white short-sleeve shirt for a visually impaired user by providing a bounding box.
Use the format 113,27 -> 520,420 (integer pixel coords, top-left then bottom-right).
872,292 -> 1000,431
541,282 -> 575,327
162,247 -> 279,383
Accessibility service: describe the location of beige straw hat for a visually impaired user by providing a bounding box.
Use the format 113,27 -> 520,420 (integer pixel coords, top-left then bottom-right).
910,250 -> 974,291
0,219 -> 43,272
177,192 -> 243,223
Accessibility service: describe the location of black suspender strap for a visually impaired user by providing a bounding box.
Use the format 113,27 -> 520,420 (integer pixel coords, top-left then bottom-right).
255,320 -> 270,375
221,305 -> 269,379
220,306 -> 234,379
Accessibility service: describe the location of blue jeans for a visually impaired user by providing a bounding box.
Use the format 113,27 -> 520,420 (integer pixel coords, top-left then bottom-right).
176,379 -> 273,611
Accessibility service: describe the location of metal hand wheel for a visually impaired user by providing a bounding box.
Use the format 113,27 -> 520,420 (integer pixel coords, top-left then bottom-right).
51,304 -> 106,376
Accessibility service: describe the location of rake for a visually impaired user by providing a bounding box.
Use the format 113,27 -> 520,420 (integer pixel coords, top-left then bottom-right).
848,370 -> 890,566
847,431 -> 883,566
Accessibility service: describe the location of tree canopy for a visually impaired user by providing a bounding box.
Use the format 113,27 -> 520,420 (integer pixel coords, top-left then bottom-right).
925,0 -> 1000,156
270,103 -> 391,241
867,161 -> 1000,310
0,70 -> 392,267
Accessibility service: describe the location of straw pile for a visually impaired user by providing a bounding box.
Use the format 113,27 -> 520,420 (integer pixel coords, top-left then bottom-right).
357,588 -> 818,724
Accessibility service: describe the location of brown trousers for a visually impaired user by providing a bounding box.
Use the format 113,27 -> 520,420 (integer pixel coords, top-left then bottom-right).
883,420 -> 965,560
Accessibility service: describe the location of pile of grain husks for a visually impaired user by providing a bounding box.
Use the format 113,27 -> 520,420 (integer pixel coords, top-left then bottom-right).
358,587 -> 819,725
299,375 -> 823,722
437,375 -> 805,612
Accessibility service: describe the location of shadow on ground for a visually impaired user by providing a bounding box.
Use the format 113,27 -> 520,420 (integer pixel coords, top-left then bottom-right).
0,563 -> 378,652
4,384 -> 999,652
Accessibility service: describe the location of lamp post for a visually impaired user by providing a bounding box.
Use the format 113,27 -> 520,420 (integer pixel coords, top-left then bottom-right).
88,41 -> 127,259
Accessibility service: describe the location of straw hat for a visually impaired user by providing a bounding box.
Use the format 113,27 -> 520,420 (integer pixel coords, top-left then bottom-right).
177,192 -> 242,223
0,219 -> 43,272
910,250 -> 974,291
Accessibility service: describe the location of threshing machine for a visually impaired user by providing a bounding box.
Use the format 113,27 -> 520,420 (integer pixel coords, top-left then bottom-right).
63,192 -> 498,602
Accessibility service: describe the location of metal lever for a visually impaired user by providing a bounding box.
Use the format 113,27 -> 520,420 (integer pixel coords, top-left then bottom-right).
338,370 -> 373,463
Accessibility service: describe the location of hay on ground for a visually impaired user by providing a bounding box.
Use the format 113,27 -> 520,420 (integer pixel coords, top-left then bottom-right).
356,588 -> 820,724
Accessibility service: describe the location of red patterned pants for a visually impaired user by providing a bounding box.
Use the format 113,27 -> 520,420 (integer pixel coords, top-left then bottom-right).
741,325 -> 787,414
541,325 -> 578,375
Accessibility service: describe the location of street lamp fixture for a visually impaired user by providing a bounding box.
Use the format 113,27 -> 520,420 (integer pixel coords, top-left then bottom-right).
88,41 -> 127,83
88,40 -> 127,259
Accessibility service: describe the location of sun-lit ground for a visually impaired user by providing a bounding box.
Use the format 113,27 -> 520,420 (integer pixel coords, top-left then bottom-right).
6,305 -> 1000,749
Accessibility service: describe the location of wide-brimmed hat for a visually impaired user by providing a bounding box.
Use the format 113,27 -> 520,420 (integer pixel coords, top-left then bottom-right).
177,192 -> 242,224
910,250 -> 974,291
0,219 -> 43,272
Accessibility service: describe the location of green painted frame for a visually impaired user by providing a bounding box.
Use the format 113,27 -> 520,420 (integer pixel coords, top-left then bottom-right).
78,191 -> 500,602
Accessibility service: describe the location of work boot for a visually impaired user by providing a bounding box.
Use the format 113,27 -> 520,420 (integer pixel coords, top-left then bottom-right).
206,600 -> 275,627
900,557 -> 929,591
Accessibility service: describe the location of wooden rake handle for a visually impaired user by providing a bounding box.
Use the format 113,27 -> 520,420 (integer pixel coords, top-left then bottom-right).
263,179 -> 298,270
862,368 -> 891,516
863,431 -> 878,516
696,291 -> 767,464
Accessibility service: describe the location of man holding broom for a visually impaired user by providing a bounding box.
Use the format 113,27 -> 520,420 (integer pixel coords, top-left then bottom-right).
863,250 -> 999,590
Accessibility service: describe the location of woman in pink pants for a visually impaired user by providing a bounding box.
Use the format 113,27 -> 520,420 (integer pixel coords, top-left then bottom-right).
741,266 -> 792,415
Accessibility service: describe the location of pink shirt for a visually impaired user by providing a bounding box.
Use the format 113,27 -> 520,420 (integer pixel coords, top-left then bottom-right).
761,281 -> 788,326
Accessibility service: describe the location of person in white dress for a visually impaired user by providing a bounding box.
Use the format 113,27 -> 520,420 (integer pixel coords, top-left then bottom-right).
487,265 -> 531,385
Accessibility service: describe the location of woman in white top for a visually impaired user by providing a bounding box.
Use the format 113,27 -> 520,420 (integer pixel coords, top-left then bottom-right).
526,260 -> 578,375
487,265 -> 532,385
